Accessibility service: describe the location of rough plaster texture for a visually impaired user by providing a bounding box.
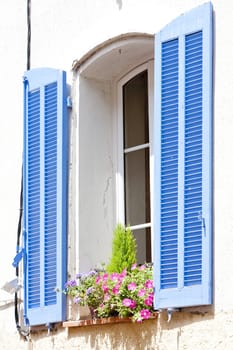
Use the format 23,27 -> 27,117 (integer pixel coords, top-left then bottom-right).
0,306 -> 25,350
12,310 -> 233,350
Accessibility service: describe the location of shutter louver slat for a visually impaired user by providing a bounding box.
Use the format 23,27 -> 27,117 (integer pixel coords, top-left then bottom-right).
44,82 -> 58,306
184,31 -> 203,287
160,38 -> 179,290
27,89 -> 41,309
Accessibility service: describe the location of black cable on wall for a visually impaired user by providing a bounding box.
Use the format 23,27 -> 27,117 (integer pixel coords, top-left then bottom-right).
14,0 -> 31,338
27,0 -> 31,70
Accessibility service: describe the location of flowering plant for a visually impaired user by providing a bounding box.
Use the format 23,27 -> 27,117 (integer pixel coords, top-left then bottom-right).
64,263 -> 155,322
64,270 -> 103,311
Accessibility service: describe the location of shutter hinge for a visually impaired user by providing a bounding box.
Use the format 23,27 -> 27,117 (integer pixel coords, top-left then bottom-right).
198,212 -> 206,236
167,308 -> 180,322
12,248 -> 25,268
67,96 -> 72,108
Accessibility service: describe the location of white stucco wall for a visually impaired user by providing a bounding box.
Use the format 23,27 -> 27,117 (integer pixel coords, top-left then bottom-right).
78,76 -> 114,271
1,0 -> 233,348
0,2 -> 25,287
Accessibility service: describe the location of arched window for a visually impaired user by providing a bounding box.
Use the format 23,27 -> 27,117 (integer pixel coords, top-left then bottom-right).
74,34 -> 154,269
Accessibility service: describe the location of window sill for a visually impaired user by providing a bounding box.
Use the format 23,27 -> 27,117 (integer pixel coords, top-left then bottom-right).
63,313 -> 158,328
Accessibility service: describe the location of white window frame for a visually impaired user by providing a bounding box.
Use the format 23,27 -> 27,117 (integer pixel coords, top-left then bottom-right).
115,60 -> 154,260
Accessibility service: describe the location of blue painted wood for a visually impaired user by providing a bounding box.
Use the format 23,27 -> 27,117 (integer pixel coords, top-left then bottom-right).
154,2 -> 213,309
160,38 -> 179,290
23,68 -> 68,325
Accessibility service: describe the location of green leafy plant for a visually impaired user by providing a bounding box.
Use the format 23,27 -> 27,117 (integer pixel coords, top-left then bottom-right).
106,224 -> 137,273
64,263 -> 155,322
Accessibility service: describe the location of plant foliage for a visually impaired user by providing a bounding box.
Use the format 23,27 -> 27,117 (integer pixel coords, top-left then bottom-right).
106,224 -> 137,273
64,263 -> 155,322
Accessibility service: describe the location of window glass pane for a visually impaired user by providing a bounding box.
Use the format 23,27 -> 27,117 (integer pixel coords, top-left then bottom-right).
133,228 -> 151,264
124,148 -> 150,226
123,71 -> 148,148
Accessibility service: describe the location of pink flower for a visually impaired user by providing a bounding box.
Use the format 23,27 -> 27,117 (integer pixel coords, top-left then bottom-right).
131,263 -> 137,270
121,268 -> 127,277
136,318 -> 143,323
110,272 -> 119,281
145,280 -> 153,289
118,269 -> 127,282
128,282 -> 137,291
139,265 -> 146,270
102,273 -> 108,281
102,283 -> 108,292
118,276 -> 124,283
122,298 -> 132,307
104,293 -> 110,301
138,288 -> 146,297
112,285 -> 120,295
96,275 -> 101,284
140,309 -> 151,320
129,300 -> 136,309
122,298 -> 136,309
144,296 -> 153,306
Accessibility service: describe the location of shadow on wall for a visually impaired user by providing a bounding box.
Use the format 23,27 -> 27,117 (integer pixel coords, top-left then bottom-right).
158,306 -> 214,330
67,308 -> 214,350
68,320 -> 158,349
116,0 -> 123,10
28,308 -> 215,349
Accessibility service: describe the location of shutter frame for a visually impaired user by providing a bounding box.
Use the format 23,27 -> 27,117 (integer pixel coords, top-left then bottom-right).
154,2 -> 213,309
23,68 -> 68,325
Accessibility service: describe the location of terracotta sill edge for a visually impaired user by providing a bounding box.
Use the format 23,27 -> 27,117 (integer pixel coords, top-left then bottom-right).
63,313 -> 158,328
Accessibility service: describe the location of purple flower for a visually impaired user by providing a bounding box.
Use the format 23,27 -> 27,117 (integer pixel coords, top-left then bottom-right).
86,287 -> 94,295
128,282 -> 137,291
140,309 -> 151,320
73,296 -> 81,304
88,270 -> 97,276
65,279 -> 77,288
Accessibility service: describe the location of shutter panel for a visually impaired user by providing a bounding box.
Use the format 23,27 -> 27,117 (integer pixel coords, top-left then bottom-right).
23,68 -> 68,325
154,2 -> 213,309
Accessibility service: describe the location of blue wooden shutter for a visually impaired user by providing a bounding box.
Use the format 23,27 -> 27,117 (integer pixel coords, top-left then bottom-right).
23,68 -> 68,325
154,2 -> 213,309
